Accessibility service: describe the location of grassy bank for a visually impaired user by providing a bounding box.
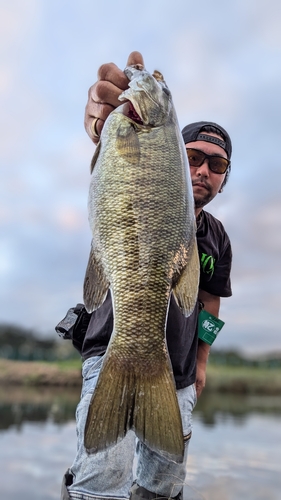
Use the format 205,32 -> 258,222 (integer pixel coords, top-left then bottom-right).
0,358 -> 280,394
205,364 -> 281,395
0,358 -> 82,386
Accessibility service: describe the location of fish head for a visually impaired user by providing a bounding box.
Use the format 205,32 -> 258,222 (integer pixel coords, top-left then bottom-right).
119,65 -> 172,127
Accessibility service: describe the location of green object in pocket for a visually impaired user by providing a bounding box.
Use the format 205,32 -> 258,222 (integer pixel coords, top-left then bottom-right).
198,310 -> 225,345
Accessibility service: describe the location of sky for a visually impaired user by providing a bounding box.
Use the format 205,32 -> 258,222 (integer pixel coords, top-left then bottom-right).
1,0 -> 280,355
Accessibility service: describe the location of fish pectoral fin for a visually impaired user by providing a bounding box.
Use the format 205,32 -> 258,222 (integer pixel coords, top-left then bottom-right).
83,243 -> 109,313
173,242 -> 200,317
116,122 -> 140,164
84,348 -> 184,463
90,141 -> 101,174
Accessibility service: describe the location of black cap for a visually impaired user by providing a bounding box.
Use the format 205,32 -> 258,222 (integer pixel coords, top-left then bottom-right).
181,121 -> 232,159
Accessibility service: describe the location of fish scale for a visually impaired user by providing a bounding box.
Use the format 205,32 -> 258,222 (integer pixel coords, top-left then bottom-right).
83,65 -> 199,462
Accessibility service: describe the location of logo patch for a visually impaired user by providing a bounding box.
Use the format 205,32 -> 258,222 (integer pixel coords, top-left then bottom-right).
201,253 -> 215,278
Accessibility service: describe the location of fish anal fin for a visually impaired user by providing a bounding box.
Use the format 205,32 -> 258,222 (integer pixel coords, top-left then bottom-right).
84,348 -> 184,463
83,243 -> 109,313
173,242 -> 200,317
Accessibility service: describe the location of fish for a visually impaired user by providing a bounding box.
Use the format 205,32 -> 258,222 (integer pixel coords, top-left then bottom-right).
83,65 -> 199,462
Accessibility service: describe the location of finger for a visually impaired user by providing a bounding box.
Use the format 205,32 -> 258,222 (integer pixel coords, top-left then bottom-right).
98,62 -> 129,90
85,52 -> 145,145
92,80 -> 125,108
90,53 -> 145,110
86,101 -> 115,122
85,77 -> 128,144
94,117 -> 104,139
195,379 -> 203,397
126,51 -> 145,68
90,118 -> 104,145
84,103 -> 114,144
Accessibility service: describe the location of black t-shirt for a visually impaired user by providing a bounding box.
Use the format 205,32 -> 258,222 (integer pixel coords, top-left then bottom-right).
81,210 -> 232,389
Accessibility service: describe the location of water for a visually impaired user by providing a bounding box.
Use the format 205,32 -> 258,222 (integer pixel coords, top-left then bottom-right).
0,387 -> 280,500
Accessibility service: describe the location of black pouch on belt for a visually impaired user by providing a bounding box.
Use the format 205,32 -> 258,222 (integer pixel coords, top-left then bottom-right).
55,304 -> 92,353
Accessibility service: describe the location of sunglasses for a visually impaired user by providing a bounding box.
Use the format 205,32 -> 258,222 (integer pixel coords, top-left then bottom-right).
186,148 -> 230,174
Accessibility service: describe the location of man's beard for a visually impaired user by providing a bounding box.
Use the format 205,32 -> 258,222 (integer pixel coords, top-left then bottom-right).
194,197 -> 209,208
193,182 -> 215,208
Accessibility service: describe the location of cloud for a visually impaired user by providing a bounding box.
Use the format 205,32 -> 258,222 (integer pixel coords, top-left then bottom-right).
0,0 -> 280,355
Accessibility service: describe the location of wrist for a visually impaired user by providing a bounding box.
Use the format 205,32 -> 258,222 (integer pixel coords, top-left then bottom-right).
197,340 -> 211,366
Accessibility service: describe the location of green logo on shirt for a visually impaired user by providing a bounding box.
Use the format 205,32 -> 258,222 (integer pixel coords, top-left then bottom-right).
201,253 -> 215,278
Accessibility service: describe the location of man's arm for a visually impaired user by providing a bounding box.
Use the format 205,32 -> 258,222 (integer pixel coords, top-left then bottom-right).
84,51 -> 144,144
196,289 -> 220,397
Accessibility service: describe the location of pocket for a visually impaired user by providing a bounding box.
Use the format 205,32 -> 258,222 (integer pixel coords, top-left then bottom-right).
192,382 -> 198,408
82,355 -> 104,380
81,356 -> 104,398
177,384 -> 197,437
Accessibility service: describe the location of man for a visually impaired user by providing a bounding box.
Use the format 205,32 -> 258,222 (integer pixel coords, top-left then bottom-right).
61,51 -> 232,500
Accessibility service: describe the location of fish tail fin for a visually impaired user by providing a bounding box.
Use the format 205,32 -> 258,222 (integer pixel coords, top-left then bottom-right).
133,355 -> 184,462
84,348 -> 184,462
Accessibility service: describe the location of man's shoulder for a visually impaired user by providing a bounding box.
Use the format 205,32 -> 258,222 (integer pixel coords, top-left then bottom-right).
202,209 -> 224,227
198,210 -> 232,260
202,210 -> 230,240
199,211 -> 232,297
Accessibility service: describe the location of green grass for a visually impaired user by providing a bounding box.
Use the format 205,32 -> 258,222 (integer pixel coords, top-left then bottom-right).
52,359 -> 281,394
47,358 -> 83,370
1,358 -> 280,393
206,364 -> 281,394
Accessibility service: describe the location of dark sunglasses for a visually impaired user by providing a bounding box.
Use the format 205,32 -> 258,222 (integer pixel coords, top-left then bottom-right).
186,148 -> 230,174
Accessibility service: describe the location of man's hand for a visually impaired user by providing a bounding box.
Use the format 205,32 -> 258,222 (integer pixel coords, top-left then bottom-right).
84,51 -> 145,144
195,359 -> 207,398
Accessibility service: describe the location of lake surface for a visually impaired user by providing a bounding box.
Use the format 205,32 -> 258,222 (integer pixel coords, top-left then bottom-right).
0,387 -> 280,500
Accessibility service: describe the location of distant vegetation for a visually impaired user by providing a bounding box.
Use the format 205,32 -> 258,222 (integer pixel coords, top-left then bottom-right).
0,323 -> 79,362
209,349 -> 281,369
1,323 -> 281,393
0,322 -> 281,368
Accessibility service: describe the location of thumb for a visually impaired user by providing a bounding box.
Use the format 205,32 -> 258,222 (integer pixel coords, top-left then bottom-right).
126,51 -> 145,68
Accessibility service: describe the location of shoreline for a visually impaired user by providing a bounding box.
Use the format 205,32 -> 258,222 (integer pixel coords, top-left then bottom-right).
0,358 -> 281,394
0,359 -> 82,387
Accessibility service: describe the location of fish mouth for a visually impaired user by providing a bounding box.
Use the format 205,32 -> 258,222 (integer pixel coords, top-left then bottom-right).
125,102 -> 143,125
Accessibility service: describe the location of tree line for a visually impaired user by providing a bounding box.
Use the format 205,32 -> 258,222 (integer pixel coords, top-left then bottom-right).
0,323 -> 78,361
0,323 -> 280,367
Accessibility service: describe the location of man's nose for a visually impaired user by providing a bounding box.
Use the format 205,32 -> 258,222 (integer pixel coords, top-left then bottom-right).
196,159 -> 209,176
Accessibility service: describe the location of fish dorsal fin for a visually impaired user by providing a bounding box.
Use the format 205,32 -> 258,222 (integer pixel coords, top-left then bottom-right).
172,242 -> 200,317
90,141 -> 101,174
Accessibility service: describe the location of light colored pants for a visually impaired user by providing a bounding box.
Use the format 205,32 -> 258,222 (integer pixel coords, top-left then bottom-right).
67,356 -> 197,500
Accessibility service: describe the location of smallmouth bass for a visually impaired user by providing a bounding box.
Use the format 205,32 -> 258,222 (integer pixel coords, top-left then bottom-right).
83,65 -> 199,462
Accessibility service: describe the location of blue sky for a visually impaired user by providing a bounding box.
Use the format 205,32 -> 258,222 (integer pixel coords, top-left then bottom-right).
1,0 -> 281,354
